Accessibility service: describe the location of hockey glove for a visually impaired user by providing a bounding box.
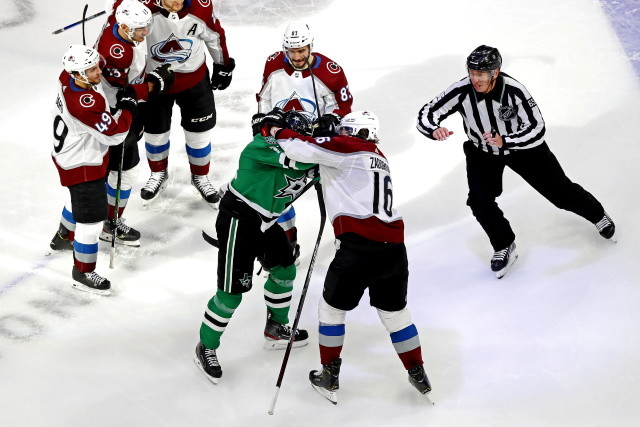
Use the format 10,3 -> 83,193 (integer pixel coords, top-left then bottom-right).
312,112 -> 341,137
210,58 -> 235,90
146,64 -> 175,95
115,86 -> 138,116
259,108 -> 287,136
251,113 -> 266,136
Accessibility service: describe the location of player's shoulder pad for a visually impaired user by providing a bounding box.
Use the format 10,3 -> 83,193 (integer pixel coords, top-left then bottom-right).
184,0 -> 216,22
64,87 -> 108,122
263,51 -> 286,75
311,52 -> 348,89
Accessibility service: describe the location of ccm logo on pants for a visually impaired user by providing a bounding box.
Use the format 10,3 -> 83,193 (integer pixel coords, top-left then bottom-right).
191,114 -> 213,123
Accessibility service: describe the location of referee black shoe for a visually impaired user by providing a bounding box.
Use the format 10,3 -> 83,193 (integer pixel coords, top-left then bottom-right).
595,213 -> 615,239
490,241 -> 518,279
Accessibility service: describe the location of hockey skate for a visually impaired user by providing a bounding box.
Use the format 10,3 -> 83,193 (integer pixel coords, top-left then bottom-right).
191,174 -> 221,207
595,213 -> 616,241
71,267 -> 111,296
491,241 -> 518,279
263,312 -> 309,350
99,218 -> 141,247
309,358 -> 341,405
140,170 -> 169,206
193,341 -> 222,385
49,223 -> 73,252
408,365 -> 434,404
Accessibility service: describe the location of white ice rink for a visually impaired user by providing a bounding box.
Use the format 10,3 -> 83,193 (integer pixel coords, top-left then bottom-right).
1,0 -> 639,425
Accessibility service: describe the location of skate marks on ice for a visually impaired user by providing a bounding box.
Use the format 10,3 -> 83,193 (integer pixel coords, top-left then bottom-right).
0,0 -> 34,29
215,0 -> 334,24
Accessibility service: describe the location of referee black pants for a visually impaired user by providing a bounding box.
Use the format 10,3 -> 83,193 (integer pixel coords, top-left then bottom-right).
463,141 -> 605,251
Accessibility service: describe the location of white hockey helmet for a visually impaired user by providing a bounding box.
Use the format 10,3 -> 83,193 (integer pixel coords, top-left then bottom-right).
339,111 -> 380,142
62,44 -> 103,85
282,21 -> 314,51
116,0 -> 153,44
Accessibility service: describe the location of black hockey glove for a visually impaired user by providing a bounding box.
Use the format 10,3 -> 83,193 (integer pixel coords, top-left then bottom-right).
115,86 -> 138,116
146,64 -> 175,95
312,112 -> 341,137
251,113 -> 266,136
210,58 -> 235,90
259,108 -> 287,136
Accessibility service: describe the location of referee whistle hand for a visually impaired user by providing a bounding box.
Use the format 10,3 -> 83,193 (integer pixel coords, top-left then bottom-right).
483,131 -> 503,148
433,127 -> 453,141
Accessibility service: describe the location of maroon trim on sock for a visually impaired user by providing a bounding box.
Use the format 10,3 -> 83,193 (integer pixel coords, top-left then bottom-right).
398,347 -> 424,370
320,344 -> 343,365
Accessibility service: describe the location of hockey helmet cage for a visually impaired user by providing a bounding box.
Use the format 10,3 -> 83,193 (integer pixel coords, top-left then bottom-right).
466,45 -> 502,71
339,111 -> 380,142
116,0 -> 153,43
284,110 -> 314,136
282,22 -> 314,51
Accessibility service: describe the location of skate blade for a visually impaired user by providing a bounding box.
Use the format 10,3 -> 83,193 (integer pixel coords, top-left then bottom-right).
263,338 -> 309,350
71,282 -> 112,296
191,187 -> 220,210
495,251 -> 518,279
311,384 -> 337,405
423,392 -> 435,405
99,234 -> 141,247
193,355 -> 220,385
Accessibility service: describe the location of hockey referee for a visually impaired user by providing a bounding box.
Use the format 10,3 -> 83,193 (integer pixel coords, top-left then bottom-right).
416,45 -> 615,279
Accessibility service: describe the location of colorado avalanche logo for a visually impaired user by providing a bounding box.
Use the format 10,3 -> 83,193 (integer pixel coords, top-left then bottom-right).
110,43 -> 125,59
268,51 -> 282,61
150,33 -> 193,64
326,61 -> 341,74
276,91 -> 317,116
80,94 -> 95,108
498,105 -> 518,121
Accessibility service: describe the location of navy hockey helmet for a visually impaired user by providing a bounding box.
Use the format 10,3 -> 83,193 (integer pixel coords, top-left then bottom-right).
284,110 -> 313,136
466,45 -> 502,71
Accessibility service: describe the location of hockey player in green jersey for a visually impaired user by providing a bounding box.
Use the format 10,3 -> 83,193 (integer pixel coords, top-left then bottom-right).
194,109 -> 318,384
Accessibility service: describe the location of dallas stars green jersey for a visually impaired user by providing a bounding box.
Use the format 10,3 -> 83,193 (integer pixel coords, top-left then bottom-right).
228,134 -> 316,220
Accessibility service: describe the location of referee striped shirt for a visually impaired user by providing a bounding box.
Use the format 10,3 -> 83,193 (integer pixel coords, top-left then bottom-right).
416,73 -> 546,155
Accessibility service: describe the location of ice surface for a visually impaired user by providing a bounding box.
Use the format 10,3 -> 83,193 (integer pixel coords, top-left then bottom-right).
0,0 -> 639,425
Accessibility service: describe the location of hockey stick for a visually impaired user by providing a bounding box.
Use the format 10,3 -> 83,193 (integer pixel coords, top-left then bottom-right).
109,136 -> 127,269
307,56 -> 321,120
81,4 -> 88,45
268,182 -> 326,415
52,10 -> 106,35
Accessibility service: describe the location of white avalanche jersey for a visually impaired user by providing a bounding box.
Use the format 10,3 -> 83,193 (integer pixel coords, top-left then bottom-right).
141,0 -> 231,94
51,71 -> 132,187
276,129 -> 404,243
257,52 -> 352,118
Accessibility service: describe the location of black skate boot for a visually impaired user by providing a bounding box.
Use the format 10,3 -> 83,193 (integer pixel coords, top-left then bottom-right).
408,365 -> 432,394
309,358 -> 341,405
264,311 -> 309,350
490,241 -> 518,279
193,341 -> 222,384
49,223 -> 73,251
71,267 -> 111,296
100,218 -> 141,247
140,170 -> 168,204
595,213 -> 615,240
191,174 -> 221,205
